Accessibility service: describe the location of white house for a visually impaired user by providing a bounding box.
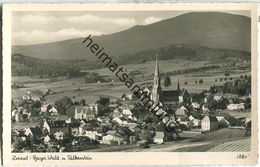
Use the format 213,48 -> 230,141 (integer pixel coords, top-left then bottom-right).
191,102 -> 200,109
227,103 -> 245,110
101,131 -> 124,145
54,131 -> 64,140
216,116 -> 225,121
112,117 -> 123,125
192,119 -> 200,127
175,108 -> 187,116
154,132 -> 164,144
41,104 -> 49,113
44,135 -> 51,144
122,108 -> 132,116
49,107 -> 58,115
84,131 -> 102,140
143,87 -> 151,94
189,115 -> 195,121
126,94 -> 133,100
214,95 -> 223,101
202,105 -> 209,112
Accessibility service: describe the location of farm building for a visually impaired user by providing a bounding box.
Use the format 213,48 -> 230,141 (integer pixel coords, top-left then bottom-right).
101,131 -> 125,145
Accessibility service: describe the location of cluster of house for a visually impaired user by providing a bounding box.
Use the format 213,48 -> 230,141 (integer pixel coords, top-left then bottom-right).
12,102 -> 145,152
12,93 -> 251,152
174,102 -> 251,132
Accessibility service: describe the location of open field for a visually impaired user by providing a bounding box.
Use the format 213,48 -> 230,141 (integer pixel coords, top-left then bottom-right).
12,59 -> 251,105
207,138 -> 250,152
80,128 -> 250,152
191,128 -> 246,142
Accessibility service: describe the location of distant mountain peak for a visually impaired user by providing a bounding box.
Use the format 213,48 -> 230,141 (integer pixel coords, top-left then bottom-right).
13,11 -> 250,61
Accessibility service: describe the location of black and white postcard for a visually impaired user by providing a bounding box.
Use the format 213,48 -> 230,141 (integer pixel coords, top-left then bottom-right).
2,3 -> 258,165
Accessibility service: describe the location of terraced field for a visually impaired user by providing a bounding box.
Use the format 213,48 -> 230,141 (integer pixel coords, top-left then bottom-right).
207,138 -> 251,152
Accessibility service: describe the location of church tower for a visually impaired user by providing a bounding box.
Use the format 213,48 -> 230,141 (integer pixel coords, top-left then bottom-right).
151,54 -> 161,105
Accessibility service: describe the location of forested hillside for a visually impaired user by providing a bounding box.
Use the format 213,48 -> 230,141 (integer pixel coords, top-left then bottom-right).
115,44 -> 250,65
12,54 -> 83,78
12,43 -> 250,78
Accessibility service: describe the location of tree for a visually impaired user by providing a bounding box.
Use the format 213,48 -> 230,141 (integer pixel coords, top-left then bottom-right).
55,96 -> 73,115
164,76 -> 171,88
184,81 -> 188,85
13,137 -> 26,151
224,72 -> 230,76
79,99 -> 86,106
96,97 -> 110,106
199,79 -> 204,84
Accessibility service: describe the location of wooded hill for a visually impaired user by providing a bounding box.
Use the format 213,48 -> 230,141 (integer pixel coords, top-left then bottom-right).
12,43 -> 250,77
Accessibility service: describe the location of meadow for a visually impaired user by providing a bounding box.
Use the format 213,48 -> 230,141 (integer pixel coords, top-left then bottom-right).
12,59 -> 251,105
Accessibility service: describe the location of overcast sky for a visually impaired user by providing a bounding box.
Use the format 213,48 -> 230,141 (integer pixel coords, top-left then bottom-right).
12,10 -> 250,45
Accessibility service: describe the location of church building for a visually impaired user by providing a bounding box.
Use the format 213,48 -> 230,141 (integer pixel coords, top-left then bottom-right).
150,55 -> 191,105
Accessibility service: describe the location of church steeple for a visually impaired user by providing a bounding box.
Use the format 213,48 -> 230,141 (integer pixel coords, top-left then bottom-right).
151,54 -> 161,105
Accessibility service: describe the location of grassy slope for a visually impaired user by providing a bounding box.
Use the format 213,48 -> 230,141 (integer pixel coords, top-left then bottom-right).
12,58 -> 251,104
191,128 -> 246,142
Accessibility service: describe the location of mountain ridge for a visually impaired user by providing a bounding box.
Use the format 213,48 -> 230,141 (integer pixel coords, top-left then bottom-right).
12,12 -> 251,61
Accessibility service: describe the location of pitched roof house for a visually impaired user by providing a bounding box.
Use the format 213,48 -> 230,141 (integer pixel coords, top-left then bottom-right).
43,135 -> 51,144
48,106 -> 58,115
68,122 -> 81,136
43,120 -> 69,136
201,115 -> 218,132
154,131 -> 164,144
101,131 -> 125,145
122,108 -> 132,116
175,108 -> 187,116
179,90 -> 191,103
24,126 -> 43,137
